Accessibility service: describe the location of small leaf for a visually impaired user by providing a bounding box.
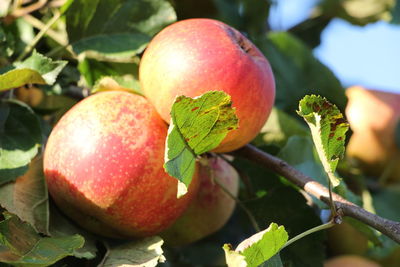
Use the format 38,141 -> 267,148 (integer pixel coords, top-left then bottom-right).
102,236 -> 165,267
0,155 -> 49,235
92,76 -> 140,94
13,50 -> 67,85
72,33 -> 150,62
0,213 -> 84,267
297,95 -> 349,186
164,91 -> 238,197
0,50 -> 67,91
0,99 -> 42,184
223,223 -> 288,267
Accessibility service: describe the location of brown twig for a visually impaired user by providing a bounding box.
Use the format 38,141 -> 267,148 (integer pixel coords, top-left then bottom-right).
234,144 -> 400,244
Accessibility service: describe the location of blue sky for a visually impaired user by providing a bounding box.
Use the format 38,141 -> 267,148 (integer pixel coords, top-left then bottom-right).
269,0 -> 400,94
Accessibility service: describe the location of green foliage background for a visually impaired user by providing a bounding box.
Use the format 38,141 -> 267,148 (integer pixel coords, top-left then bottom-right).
0,0 -> 399,266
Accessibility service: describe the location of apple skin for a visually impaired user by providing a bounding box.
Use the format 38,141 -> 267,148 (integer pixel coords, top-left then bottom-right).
139,18 -> 275,153
345,86 -> 400,182
324,255 -> 381,267
43,91 -> 199,238
161,156 -> 239,246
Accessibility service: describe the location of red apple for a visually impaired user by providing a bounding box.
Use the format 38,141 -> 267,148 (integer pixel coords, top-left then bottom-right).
345,86 -> 400,182
139,18 -> 275,153
43,91 -> 199,238
161,156 -> 239,246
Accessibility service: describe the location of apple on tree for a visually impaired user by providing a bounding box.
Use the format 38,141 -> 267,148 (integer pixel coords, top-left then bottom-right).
139,18 -> 275,153
345,86 -> 400,182
43,91 -> 200,238
161,156 -> 240,246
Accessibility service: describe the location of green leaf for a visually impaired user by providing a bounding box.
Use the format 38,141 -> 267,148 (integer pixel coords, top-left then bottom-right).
278,136 -> 361,207
164,91 -> 238,197
264,253 -> 284,267
392,0 -> 400,23
78,58 -> 140,88
101,237 -> 165,267
0,156 -> 49,235
0,100 -> 42,184
297,95 -> 349,187
0,50 -> 67,91
92,76 -> 141,95
223,223 -> 288,267
255,32 -> 346,118
72,32 -> 150,62
254,107 -> 309,148
13,50 -> 67,85
245,186 -> 326,267
65,0 -> 176,61
0,68 -> 46,91
0,213 -> 84,267
49,205 -> 97,259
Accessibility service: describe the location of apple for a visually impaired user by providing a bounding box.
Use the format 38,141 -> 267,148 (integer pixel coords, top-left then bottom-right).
161,156 -> 239,246
345,86 -> 400,182
43,91 -> 200,238
139,18 -> 275,153
324,255 -> 381,267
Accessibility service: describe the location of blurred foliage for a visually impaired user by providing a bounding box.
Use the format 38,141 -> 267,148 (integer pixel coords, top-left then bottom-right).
0,0 -> 399,266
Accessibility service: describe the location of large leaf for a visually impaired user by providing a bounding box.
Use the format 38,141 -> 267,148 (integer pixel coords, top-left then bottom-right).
0,156 -> 48,235
65,0 -> 176,61
0,213 -> 84,267
101,237 -> 165,267
297,95 -> 349,187
223,223 -> 288,267
164,91 -> 238,197
71,32 -> 150,62
0,50 -> 67,91
0,99 -> 42,184
255,32 -> 346,117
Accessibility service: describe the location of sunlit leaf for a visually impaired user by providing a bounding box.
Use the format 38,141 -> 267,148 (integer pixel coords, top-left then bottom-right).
164,91 -> 238,197
0,50 -> 67,91
297,95 -> 349,186
223,223 -> 288,267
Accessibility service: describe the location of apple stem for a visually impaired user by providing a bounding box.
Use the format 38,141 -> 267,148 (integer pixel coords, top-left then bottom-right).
281,220 -> 335,250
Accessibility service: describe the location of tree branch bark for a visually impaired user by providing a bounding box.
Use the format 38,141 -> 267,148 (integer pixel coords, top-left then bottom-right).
235,144 -> 400,244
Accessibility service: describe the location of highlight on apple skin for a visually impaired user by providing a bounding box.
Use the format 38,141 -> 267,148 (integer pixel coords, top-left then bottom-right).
43,91 -> 200,238
161,156 -> 239,246
139,18 -> 275,153
345,86 -> 400,182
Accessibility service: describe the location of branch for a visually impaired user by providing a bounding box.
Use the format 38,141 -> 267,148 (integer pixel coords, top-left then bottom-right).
235,144 -> 400,244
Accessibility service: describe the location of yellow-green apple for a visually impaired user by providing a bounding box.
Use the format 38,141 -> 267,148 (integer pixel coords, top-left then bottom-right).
324,255 -> 381,267
139,18 -> 275,153
345,86 -> 400,182
161,156 -> 239,246
43,91 -> 200,238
